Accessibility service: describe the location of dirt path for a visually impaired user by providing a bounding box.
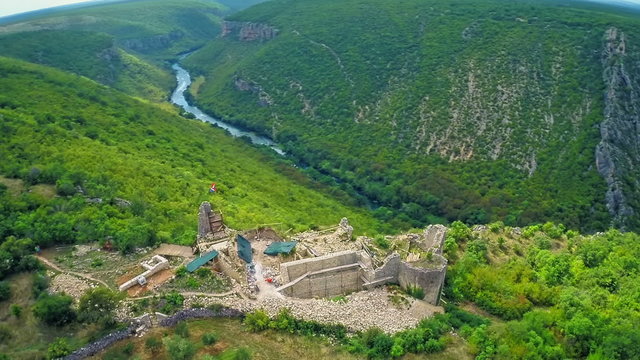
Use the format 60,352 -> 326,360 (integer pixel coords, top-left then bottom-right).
36,255 -> 112,289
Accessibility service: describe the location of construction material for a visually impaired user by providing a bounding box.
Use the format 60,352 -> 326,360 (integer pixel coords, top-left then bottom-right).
186,250 -> 219,272
236,234 -> 252,263
264,241 -> 297,256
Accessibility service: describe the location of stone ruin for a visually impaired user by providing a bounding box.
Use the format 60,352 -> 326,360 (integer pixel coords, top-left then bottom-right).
196,201 -> 228,253
276,224 -> 448,305
189,201 -> 449,306
118,255 -> 169,292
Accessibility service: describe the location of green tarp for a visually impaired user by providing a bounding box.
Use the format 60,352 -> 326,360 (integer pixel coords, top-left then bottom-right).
264,241 -> 298,256
186,250 -> 219,272
237,234 -> 252,263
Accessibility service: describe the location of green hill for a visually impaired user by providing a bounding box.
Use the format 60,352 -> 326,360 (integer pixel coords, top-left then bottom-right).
0,0 -> 228,101
0,56 -> 383,255
184,0 -> 640,231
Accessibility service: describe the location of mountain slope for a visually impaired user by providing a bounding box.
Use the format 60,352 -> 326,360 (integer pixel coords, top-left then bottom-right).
0,56 -> 383,253
0,0 -> 227,101
184,0 -> 640,231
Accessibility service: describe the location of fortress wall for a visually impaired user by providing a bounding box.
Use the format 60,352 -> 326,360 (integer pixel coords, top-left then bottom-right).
398,256 -> 447,305
278,250 -> 362,298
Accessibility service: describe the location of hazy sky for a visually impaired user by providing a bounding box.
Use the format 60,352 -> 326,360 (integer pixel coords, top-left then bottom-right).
1,0 -> 640,18
0,0 -> 96,18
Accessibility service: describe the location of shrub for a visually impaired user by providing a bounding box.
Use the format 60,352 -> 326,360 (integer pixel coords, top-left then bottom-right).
47,338 -> 71,359
32,272 -> 50,297
175,266 -> 187,277
175,321 -> 190,338
186,277 -> 200,289
243,310 -> 270,332
405,285 -> 424,300
233,348 -> 252,360
195,267 -> 212,278
145,337 -> 162,353
163,335 -> 196,360
0,282 -> 10,302
78,287 -> 122,324
10,304 -> 22,318
202,332 -> 218,345
373,235 -> 391,250
0,325 -> 12,344
33,294 -> 76,326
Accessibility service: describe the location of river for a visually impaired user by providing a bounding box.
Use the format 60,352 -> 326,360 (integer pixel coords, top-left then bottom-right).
170,62 -> 379,209
170,63 -> 286,156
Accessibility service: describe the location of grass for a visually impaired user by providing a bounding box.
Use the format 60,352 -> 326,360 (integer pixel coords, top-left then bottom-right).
0,273 -> 106,359
91,318 -> 358,360
0,176 -> 24,196
0,56 -> 385,251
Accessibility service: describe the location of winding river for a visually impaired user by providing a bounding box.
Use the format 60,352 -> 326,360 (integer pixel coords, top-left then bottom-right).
170,63 -> 285,156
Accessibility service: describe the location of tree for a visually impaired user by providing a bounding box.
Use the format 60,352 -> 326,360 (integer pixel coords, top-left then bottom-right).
33,294 -> 76,326
78,287 -> 122,324
163,335 -> 196,360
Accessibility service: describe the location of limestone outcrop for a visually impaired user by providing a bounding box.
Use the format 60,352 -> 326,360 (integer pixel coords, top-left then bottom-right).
120,30 -> 184,52
221,21 -> 278,41
597,27 -> 640,228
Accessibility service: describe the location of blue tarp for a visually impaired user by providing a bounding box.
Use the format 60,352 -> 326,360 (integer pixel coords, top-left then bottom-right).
264,241 -> 297,256
236,234 -> 252,263
186,250 -> 219,272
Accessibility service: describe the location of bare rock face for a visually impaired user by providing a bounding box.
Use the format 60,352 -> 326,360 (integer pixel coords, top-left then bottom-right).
221,21 -> 278,42
597,27 -> 639,228
120,30 -> 184,53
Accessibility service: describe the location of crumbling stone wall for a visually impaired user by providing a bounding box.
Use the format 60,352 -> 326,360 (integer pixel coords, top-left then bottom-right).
362,253 -> 401,289
412,224 -> 447,255
397,255 -> 447,305
280,250 -> 359,282
278,250 -> 363,298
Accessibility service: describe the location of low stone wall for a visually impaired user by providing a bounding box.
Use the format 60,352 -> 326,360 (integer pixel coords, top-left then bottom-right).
159,307 -> 244,327
64,326 -> 136,360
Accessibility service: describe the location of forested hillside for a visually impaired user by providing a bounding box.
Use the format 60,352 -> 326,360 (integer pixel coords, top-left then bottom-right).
185,0 -> 640,231
0,0 -> 226,101
0,56 -> 383,260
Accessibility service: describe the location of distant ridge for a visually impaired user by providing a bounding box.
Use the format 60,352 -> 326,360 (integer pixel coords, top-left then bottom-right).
0,0 -> 125,25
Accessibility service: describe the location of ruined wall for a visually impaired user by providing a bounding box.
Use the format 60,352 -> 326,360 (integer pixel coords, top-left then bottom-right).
280,250 -> 359,282
397,255 -> 447,305
362,253 -> 400,289
198,202 -> 213,238
278,250 -> 362,298
279,264 -> 362,298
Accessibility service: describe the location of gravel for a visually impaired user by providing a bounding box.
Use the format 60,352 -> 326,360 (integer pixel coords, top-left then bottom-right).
182,288 -> 429,333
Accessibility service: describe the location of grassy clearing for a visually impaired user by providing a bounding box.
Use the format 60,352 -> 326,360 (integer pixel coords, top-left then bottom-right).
91,318 -> 358,360
0,175 -> 24,196
0,273 -> 106,359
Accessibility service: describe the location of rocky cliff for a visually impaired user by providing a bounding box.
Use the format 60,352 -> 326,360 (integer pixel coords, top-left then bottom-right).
120,30 -> 184,53
597,27 -> 640,228
221,21 -> 278,41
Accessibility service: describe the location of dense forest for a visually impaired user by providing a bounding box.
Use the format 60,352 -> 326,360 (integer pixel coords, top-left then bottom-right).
0,56 -> 383,261
185,0 -> 640,232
